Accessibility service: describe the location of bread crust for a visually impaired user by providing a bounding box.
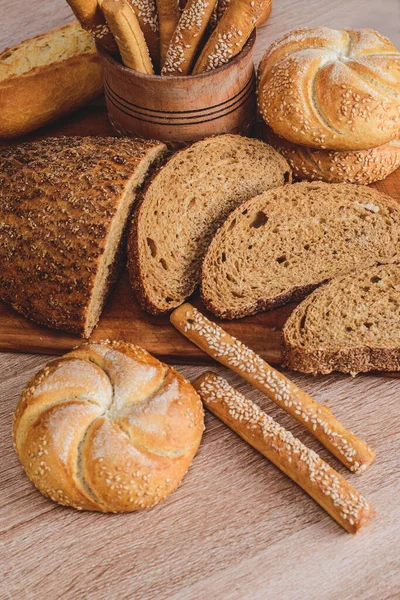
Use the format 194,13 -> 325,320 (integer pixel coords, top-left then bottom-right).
257,27 -> 400,150
0,136 -> 167,335
0,22 -> 103,138
13,340 -> 204,512
193,372 -> 375,533
263,125 -> 400,185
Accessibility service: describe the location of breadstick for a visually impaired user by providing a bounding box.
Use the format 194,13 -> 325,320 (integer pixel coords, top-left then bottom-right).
161,0 -> 218,75
216,0 -> 272,25
65,0 -> 117,51
102,0 -> 154,74
193,372 -> 375,533
157,0 -> 181,67
171,303 -> 376,473
125,0 -> 160,68
192,0 -> 271,74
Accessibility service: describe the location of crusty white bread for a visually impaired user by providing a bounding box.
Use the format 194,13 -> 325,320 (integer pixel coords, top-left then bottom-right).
193,0 -> 271,74
257,27 -> 400,150
194,372 -> 375,532
263,125 -> 400,185
0,136 -> 167,336
127,134 -> 291,315
13,340 -> 204,512
282,263 -> 400,375
66,0 -> 117,51
201,182 -> 400,319
102,0 -> 154,74
172,303 -> 376,473
157,0 -> 181,67
0,21 -> 103,139
161,0 -> 218,75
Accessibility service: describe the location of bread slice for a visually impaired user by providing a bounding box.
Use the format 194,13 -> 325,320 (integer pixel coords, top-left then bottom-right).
0,21 -> 103,138
127,135 -> 291,314
201,182 -> 400,318
282,263 -> 400,375
0,136 -> 167,336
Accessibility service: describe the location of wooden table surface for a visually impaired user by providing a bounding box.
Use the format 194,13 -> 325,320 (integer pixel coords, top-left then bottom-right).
1,1 -> 400,599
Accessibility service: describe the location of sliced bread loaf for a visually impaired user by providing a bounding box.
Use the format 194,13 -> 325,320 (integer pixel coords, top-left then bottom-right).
0,136 -> 167,336
127,135 -> 291,314
201,182 -> 400,318
282,263 -> 400,375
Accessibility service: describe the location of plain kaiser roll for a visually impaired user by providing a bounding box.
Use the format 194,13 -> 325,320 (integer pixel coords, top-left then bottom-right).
257,27 -> 400,151
13,341 -> 204,512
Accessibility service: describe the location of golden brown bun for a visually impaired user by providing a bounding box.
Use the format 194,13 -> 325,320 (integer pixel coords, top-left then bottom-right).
102,0 -> 154,74
13,341 -> 204,512
257,27 -> 400,151
0,22 -> 103,139
193,0 -> 270,74
263,125 -> 400,185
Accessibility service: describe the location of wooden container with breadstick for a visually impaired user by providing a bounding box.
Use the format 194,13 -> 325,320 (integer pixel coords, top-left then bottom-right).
65,0 -> 117,51
102,0 -> 154,74
193,0 -> 271,74
193,372 -> 375,533
171,304 -> 376,473
161,0 -> 218,75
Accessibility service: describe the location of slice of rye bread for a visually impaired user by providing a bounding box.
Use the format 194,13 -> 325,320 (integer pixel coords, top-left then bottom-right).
201,182 -> 400,319
127,135 -> 291,314
281,263 -> 400,375
0,136 -> 167,336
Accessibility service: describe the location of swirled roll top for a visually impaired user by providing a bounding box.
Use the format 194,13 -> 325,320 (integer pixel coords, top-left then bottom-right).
257,27 -> 400,150
13,341 -> 204,512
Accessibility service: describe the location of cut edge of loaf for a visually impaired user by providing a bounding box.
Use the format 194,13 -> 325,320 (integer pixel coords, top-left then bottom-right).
84,143 -> 168,336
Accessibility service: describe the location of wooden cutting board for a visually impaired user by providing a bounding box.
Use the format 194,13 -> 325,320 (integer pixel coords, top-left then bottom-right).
1,105 -> 399,363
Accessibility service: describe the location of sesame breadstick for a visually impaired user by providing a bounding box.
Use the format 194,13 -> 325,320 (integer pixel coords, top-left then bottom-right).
157,0 -> 181,67
102,0 -> 154,74
192,0 -> 271,74
216,0 -> 271,26
125,0 -> 160,69
65,0 -> 117,51
193,372 -> 375,533
171,303 -> 376,473
161,0 -> 218,75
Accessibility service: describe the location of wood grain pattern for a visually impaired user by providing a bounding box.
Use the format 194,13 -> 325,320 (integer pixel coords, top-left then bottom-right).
1,1 -> 400,599
0,167 -> 398,363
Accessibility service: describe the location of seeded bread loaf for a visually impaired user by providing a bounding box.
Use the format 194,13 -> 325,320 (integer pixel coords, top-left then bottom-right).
257,27 -> 400,151
13,341 -> 204,511
201,182 -> 400,319
127,134 -> 291,314
282,263 -> 400,375
0,136 -> 167,336
263,126 -> 400,185
0,21 -> 103,139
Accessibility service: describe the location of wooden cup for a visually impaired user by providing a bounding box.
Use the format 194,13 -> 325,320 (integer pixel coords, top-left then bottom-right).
96,33 -> 256,143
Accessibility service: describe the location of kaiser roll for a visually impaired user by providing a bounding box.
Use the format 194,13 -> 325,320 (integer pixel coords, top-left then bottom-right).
13,341 -> 204,512
257,27 -> 400,151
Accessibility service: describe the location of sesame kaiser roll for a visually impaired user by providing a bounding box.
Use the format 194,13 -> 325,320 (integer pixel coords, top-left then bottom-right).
257,27 -> 400,151
13,341 -> 204,512
262,125 -> 400,185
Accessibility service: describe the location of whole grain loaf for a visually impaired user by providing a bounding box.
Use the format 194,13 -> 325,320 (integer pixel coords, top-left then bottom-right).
0,136 -> 167,336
